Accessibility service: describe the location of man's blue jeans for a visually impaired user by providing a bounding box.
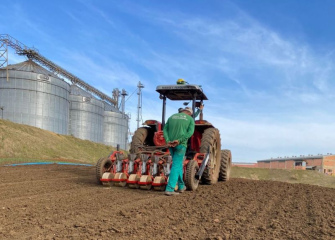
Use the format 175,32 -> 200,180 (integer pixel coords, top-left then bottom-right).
165,145 -> 186,192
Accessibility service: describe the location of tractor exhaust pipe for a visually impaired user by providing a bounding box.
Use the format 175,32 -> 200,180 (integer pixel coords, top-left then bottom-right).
162,95 -> 167,128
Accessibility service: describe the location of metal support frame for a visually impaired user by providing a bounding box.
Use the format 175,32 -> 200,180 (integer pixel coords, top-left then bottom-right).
191,94 -> 196,119
0,39 -> 8,81
112,88 -> 120,108
0,40 -> 7,68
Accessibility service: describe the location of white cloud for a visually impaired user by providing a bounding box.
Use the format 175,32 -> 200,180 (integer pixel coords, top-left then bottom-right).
138,6 -> 335,96
208,115 -> 335,162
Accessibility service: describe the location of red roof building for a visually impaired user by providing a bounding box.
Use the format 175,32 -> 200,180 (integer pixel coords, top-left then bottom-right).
257,154 -> 335,176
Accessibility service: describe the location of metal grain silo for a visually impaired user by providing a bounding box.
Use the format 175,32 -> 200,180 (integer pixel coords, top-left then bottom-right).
69,85 -> 104,143
0,60 -> 70,134
103,111 -> 129,150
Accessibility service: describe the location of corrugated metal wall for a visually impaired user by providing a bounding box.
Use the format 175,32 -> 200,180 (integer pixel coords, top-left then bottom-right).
69,92 -> 104,143
0,60 -> 70,134
103,111 -> 129,150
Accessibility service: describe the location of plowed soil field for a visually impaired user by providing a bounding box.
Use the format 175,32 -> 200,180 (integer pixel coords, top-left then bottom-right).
1,164 -> 335,240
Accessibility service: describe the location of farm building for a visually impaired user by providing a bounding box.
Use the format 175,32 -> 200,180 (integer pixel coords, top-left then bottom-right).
257,154 -> 335,176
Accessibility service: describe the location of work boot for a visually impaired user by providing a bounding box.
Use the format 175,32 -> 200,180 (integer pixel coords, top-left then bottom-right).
178,187 -> 187,193
164,191 -> 180,196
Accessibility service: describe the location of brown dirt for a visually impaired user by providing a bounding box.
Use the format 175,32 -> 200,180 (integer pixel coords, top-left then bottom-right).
0,164 -> 334,240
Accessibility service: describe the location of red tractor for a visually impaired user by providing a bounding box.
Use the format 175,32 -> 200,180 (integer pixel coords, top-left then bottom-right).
96,83 -> 232,191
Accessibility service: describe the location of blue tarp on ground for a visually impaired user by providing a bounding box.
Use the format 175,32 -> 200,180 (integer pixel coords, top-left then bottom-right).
4,162 -> 93,167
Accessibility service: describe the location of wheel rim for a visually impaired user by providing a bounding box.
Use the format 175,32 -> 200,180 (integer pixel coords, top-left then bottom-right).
104,164 -> 111,172
102,160 -> 112,173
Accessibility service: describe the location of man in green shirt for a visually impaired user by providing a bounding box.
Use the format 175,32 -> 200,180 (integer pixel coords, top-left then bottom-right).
163,107 -> 195,196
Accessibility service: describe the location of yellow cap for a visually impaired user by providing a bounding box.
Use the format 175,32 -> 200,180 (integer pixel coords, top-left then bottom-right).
177,79 -> 186,84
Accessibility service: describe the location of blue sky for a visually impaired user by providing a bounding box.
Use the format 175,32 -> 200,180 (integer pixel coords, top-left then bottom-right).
1,0 -> 335,162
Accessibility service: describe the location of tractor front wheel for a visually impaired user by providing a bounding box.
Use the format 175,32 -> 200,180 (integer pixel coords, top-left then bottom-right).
185,160 -> 199,191
96,157 -> 112,184
129,127 -> 149,154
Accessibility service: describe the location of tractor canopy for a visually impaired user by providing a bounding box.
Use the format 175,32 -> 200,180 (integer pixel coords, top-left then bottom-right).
156,84 -> 208,101
156,84 -> 209,127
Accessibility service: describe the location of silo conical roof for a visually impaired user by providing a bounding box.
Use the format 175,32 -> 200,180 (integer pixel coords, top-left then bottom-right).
1,59 -> 55,76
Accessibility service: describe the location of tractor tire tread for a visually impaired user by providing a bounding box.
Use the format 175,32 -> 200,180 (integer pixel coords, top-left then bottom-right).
185,160 -> 199,191
200,128 -> 221,185
96,157 -> 112,184
130,128 -> 149,154
219,149 -> 232,181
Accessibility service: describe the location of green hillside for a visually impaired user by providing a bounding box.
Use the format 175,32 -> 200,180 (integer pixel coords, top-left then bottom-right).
231,166 -> 335,189
0,119 -> 117,165
1,119 -> 333,189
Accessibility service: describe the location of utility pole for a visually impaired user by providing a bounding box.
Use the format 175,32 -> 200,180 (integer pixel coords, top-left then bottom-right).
136,81 -> 144,129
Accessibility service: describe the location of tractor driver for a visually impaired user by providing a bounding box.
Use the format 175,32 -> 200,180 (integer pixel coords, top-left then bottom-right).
163,107 -> 195,196
178,104 -> 204,119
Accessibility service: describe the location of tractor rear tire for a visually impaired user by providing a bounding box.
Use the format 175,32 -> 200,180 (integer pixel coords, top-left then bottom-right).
200,128 -> 221,185
96,157 -> 112,184
130,127 -> 149,154
185,160 -> 199,191
219,149 -> 232,181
